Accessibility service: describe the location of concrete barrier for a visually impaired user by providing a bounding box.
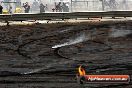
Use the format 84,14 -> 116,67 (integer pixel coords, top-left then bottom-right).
0,11 -> 132,22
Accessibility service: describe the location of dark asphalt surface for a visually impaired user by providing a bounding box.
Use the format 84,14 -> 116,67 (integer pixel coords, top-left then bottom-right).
0,21 -> 131,88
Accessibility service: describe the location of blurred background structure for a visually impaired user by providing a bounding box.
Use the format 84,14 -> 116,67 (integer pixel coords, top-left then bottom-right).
0,0 -> 132,13
71,0 -> 130,11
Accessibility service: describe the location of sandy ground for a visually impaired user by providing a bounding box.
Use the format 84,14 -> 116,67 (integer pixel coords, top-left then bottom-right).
0,20 -> 132,88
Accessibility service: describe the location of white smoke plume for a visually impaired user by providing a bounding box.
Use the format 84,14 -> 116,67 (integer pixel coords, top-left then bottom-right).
52,33 -> 89,49
109,28 -> 132,38
23,68 -> 44,75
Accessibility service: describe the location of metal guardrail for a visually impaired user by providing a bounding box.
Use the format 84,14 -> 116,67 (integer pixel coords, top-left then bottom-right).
0,11 -> 132,22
